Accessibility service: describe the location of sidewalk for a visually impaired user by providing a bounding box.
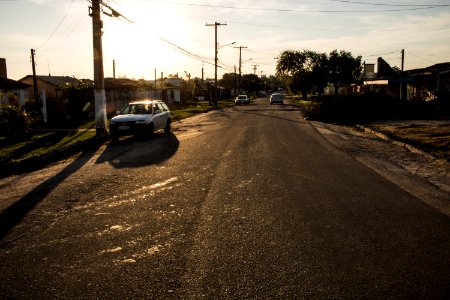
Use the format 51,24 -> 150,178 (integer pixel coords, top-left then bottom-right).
310,120 -> 450,217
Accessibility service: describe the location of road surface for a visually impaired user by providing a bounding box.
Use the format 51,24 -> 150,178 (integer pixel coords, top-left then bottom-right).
1,98 -> 449,298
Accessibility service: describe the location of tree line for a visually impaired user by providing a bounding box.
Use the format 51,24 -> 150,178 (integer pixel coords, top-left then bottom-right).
275,49 -> 362,99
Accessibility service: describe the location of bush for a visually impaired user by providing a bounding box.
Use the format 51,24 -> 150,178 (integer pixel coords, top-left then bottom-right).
0,104 -> 33,137
303,93 -> 446,123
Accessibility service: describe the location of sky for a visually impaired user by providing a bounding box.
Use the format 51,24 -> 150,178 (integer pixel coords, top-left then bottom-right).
1,0 -> 450,81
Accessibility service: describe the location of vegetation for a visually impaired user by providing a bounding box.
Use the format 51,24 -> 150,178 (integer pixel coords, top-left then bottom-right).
0,99 -> 236,177
370,123 -> 450,161
276,49 -> 362,99
300,93 -> 449,124
0,104 -> 33,137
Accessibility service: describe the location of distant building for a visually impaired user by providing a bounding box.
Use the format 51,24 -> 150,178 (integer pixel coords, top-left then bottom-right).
18,75 -> 81,122
363,58 -> 450,101
0,58 -> 31,107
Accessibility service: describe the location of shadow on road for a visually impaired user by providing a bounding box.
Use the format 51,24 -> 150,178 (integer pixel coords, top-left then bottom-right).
95,133 -> 179,168
232,105 -> 308,125
0,144 -> 102,244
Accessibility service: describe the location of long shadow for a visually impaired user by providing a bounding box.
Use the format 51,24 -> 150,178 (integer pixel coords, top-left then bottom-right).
232,105 -> 309,125
95,132 -> 179,168
0,144 -> 102,244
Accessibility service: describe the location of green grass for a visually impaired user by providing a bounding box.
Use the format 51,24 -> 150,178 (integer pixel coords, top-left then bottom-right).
0,129 -> 97,165
1,99 -> 235,173
170,100 -> 234,121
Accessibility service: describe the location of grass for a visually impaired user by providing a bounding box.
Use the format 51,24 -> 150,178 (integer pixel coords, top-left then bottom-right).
0,99 -> 235,175
369,123 -> 450,161
170,100 -> 234,121
0,129 -> 97,165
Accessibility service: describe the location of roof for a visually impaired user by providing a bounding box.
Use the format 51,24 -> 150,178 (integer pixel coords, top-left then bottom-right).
0,78 -> 31,90
20,75 -> 81,87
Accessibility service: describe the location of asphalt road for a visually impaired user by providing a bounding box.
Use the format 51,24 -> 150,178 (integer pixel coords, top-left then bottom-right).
1,98 -> 449,299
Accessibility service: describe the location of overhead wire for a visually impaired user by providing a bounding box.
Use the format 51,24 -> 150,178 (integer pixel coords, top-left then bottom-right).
329,0 -> 449,7
36,0 -> 76,51
146,0 -> 449,13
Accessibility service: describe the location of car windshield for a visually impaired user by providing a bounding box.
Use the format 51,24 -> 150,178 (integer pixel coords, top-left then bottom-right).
121,103 -> 152,114
238,95 -> 247,99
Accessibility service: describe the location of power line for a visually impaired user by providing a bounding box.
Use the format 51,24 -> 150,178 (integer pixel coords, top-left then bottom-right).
159,37 -> 214,65
36,0 -> 76,51
330,0 -> 449,7
147,0 -> 448,13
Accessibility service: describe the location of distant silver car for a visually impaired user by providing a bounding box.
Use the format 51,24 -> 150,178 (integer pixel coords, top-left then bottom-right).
109,100 -> 171,140
235,95 -> 250,105
270,93 -> 284,105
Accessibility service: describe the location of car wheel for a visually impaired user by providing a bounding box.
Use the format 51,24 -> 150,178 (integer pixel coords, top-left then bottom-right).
164,119 -> 171,134
148,123 -> 154,137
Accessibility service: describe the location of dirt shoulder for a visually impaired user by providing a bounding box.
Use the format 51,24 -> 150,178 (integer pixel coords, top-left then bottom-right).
310,120 -> 450,217
368,120 -> 450,162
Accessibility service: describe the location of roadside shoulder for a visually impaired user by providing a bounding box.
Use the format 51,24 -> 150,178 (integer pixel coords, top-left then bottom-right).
310,120 -> 450,217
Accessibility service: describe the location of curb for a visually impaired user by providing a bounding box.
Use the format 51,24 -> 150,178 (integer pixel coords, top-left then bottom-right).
355,125 -> 436,160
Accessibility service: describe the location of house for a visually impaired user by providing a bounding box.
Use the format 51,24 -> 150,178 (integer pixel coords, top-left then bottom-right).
19,75 -> 81,100
19,75 -> 81,123
0,58 -> 31,107
105,77 -> 193,114
0,78 -> 31,107
363,58 -> 450,101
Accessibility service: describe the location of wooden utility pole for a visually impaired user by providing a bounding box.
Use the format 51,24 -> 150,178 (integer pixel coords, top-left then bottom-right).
113,59 -> 116,79
400,49 -> 405,100
206,22 -> 226,107
89,0 -> 132,135
252,64 -> 259,75
90,0 -> 107,135
30,49 -> 38,102
234,46 -> 247,94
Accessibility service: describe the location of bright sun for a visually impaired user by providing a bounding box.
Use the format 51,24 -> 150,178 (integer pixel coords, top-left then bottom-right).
101,2 -> 191,79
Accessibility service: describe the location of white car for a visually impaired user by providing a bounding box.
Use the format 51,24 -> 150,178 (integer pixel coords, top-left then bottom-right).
109,100 -> 171,140
235,95 -> 250,105
270,93 -> 284,105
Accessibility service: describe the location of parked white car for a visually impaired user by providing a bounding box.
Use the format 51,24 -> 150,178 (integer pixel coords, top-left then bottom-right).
109,100 -> 171,140
235,95 -> 250,105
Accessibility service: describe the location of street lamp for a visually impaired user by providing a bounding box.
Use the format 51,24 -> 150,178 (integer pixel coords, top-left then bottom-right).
218,41 -> 235,50
214,41 -> 235,103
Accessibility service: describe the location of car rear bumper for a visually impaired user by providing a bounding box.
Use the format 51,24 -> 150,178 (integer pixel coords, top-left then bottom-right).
109,122 -> 149,136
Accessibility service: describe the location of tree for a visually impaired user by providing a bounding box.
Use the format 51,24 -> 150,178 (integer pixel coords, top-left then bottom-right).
328,50 -> 362,97
308,51 -> 329,96
276,50 -> 328,99
240,74 -> 262,94
219,73 -> 237,90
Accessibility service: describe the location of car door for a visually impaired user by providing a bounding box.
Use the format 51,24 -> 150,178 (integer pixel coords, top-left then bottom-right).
152,103 -> 165,130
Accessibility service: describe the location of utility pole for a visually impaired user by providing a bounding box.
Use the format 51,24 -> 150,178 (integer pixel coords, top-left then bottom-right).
400,49 -> 405,100
252,64 -> 259,75
90,0 -> 107,135
234,46 -> 247,94
113,59 -> 116,79
161,72 -> 164,101
89,0 -> 132,136
30,49 -> 39,102
206,22 -> 226,107
234,65 -> 237,96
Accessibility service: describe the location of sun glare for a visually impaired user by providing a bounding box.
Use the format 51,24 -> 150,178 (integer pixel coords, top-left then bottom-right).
102,2 -> 191,79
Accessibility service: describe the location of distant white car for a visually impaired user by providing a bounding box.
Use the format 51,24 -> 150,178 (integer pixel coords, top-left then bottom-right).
109,100 -> 171,140
270,93 -> 284,105
235,95 -> 250,105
